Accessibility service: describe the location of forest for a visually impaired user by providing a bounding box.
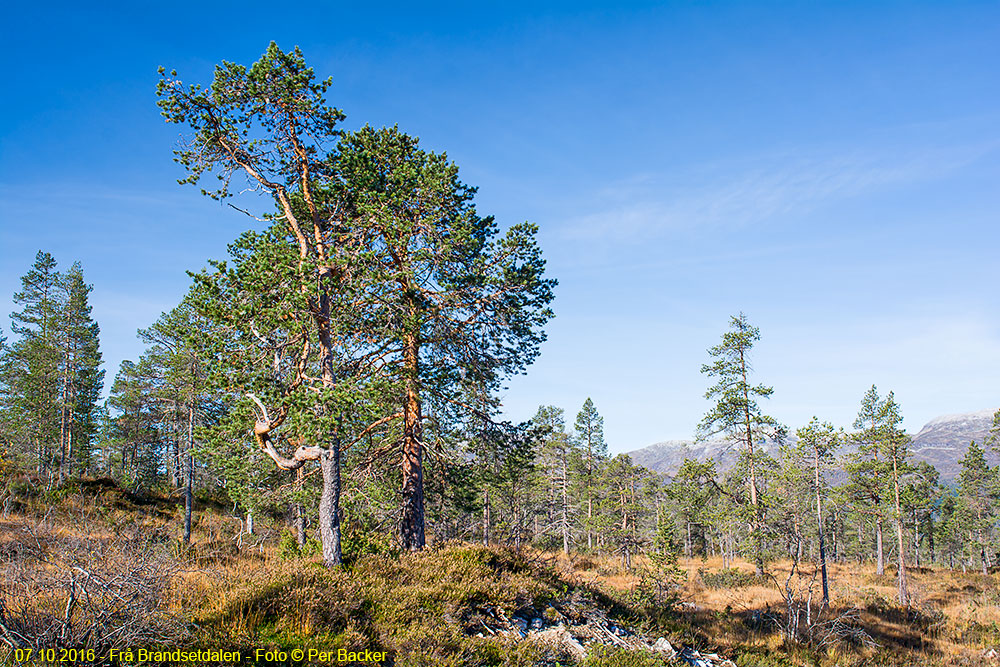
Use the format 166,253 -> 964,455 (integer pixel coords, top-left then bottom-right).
3,44 -> 1000,667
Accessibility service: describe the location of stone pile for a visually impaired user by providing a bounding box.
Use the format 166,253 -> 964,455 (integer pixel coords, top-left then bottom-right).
472,604 -> 736,666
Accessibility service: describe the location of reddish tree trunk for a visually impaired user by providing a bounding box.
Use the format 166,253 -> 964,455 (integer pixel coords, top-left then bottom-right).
400,332 -> 425,551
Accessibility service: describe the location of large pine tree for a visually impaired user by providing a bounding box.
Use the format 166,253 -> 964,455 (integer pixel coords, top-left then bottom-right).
159,45 -> 554,559
332,125 -> 555,551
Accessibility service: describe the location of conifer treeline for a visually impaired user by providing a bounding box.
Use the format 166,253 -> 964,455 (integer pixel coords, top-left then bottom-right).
2,251 -> 999,589
0,251 -> 104,483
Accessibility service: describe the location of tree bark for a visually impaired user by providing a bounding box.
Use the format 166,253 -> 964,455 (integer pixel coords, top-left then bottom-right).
876,518 -> 885,576
587,493 -> 593,551
319,448 -> 342,566
296,468 -> 306,548
561,447 -> 569,555
184,402 -> 194,544
740,348 -> 765,578
814,449 -> 830,607
482,487 -> 490,546
400,331 -> 426,551
892,455 -> 908,605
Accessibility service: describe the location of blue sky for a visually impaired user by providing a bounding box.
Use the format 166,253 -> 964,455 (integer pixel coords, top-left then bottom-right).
2,2 -> 998,452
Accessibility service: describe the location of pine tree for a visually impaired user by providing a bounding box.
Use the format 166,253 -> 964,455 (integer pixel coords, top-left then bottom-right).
935,490 -> 967,569
136,299 -> 214,543
159,44 -> 358,566
160,47 -> 554,558
847,386 -> 889,576
573,397 -> 606,550
57,263 -> 104,479
532,406 -> 573,554
957,441 -> 996,575
882,394 -> 911,605
332,125 -> 554,551
669,458 -> 719,559
697,312 -> 784,576
793,418 -> 841,607
902,461 -> 940,567
2,253 -> 103,482
466,416 -> 537,547
849,387 -> 911,603
105,359 -> 163,491
602,454 -> 650,569
5,251 -> 62,477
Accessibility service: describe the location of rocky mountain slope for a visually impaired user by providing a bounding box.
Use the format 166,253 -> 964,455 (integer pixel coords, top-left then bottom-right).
627,409 -> 999,483
908,409 -> 999,480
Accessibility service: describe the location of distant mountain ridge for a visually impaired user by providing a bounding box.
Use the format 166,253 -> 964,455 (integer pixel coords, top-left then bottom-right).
627,409 -> 999,483
907,409 -> 999,480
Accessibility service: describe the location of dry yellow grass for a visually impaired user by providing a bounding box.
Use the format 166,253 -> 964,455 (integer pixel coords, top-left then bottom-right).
6,482 -> 1000,666
554,551 -> 1000,665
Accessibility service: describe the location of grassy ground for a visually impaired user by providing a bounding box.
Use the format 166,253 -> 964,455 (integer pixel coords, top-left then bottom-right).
555,551 -> 1000,666
2,480 -> 999,666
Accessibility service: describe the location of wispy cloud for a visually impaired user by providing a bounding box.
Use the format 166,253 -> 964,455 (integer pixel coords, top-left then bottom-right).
559,140 -> 1000,241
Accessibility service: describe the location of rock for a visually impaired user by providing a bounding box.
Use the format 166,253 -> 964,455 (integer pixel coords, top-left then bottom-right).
605,622 -> 633,637
531,624 -> 586,660
680,647 -> 713,667
651,637 -> 676,658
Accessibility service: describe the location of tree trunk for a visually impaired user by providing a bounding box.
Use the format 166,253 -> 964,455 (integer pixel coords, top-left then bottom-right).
876,518 -> 885,576
857,516 -> 864,565
296,468 -> 306,548
169,399 -> 180,488
400,332 -> 426,551
587,493 -> 593,551
66,419 -> 74,478
741,350 -> 765,577
814,449 -> 829,607
927,515 -> 935,563
892,456 -> 908,605
832,512 -> 840,562
58,361 -> 68,485
183,402 -> 194,544
561,448 -> 569,555
319,448 -> 342,566
748,453 -> 764,576
483,487 -> 490,546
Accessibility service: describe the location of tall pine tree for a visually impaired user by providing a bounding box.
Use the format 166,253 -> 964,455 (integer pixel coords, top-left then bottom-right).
698,312 -> 784,576
574,397 -> 606,550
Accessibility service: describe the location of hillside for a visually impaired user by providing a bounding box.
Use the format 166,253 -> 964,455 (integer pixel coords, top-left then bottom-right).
627,409 -> 999,482
4,478 -> 1000,666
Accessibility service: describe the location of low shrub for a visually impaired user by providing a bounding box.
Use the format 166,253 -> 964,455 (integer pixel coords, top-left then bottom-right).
699,567 -> 757,590
276,530 -> 321,560
580,645 -> 671,666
